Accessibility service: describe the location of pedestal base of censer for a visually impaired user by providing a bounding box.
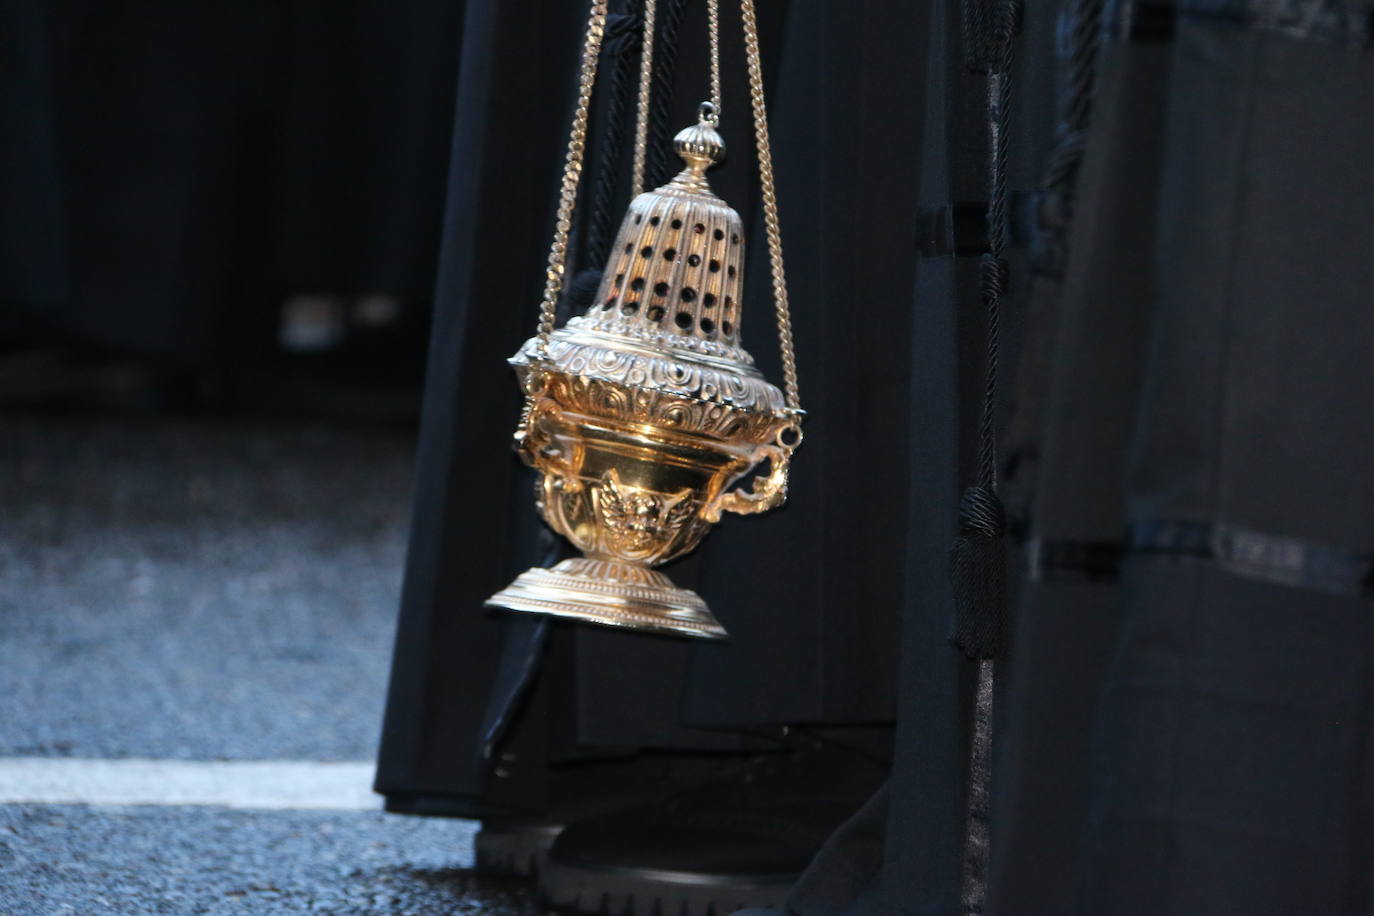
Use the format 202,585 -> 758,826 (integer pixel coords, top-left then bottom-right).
485,557 -> 727,639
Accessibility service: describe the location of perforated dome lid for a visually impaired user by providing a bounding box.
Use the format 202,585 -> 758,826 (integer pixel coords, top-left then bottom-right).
579,116 -> 748,356
512,112 -> 786,414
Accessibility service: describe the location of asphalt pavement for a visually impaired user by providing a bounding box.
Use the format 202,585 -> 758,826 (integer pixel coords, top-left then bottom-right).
0,806 -> 534,916
0,413 -> 536,915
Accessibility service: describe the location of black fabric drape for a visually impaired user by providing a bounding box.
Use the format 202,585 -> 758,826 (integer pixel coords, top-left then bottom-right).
677,0 -> 928,731
984,22 -> 1174,912
375,0 -> 938,810
374,0 -> 587,814
775,0 -> 1060,909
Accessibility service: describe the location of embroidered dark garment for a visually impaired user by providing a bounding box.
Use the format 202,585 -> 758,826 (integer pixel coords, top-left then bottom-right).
1029,521 -> 1374,598
982,12 -> 1374,915
783,3 -> 1374,914
1110,0 -> 1374,46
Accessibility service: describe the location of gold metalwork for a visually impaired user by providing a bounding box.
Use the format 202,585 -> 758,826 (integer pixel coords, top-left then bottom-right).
534,0 -> 607,354
488,0 -> 800,639
488,111 -> 801,638
740,0 -> 799,409
707,0 -> 722,120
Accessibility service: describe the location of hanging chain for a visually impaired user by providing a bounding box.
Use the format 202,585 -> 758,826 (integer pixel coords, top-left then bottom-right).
631,0 -> 658,194
533,0 -> 608,358
533,0 -> 798,415
706,0 -> 723,121
739,0 -> 799,411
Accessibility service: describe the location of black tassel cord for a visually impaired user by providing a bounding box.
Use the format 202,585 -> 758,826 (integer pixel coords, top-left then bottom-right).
1035,0 -> 1104,276
951,0 -> 1107,910
565,3 -> 644,312
566,0 -> 690,314
952,0 -> 1107,650
644,0 -> 690,189
950,0 -> 1016,665
952,0 -> 1017,913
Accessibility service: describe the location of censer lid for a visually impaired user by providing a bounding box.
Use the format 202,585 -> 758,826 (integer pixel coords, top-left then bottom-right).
515,110 -> 787,414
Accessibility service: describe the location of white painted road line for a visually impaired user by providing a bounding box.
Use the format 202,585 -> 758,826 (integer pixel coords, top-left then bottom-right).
0,758 -> 379,810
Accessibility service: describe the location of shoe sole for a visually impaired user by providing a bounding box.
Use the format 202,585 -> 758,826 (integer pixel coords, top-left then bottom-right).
475,823 -> 564,878
540,859 -> 793,916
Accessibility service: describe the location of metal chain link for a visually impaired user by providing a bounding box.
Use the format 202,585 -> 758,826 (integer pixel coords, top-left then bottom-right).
706,0 -> 723,122
739,0 -> 800,411
534,0 -> 609,356
631,0 -> 657,195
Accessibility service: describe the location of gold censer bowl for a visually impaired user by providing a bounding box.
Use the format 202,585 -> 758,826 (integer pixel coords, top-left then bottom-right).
486,115 -> 802,639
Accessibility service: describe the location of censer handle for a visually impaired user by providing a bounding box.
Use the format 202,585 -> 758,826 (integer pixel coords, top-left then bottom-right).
705,443 -> 792,522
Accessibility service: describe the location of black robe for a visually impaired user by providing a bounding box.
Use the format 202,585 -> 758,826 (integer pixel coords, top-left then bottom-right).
374,0 -> 1374,910
374,0 -> 935,812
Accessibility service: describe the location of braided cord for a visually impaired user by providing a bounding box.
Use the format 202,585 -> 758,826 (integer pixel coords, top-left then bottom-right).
631,0 -> 657,194
960,0 -> 993,68
976,0 -> 1016,492
586,6 -> 644,267
1041,0 -> 1103,207
645,0 -> 688,188
958,4 -> 1017,913
1064,0 -> 1101,139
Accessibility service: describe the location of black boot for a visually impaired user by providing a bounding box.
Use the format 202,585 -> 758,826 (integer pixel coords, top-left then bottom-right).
538,732 -> 890,916
474,751 -> 743,878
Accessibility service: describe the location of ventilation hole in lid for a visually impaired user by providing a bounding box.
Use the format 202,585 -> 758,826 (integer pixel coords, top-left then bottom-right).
635,214 -> 643,224
622,300 -> 640,315
731,233 -> 740,244
713,228 -> 725,240
654,281 -> 670,296
700,317 -> 716,334
703,293 -> 716,307
630,277 -> 645,291
728,265 -> 736,278
708,259 -> 720,273
723,320 -> 734,335
640,246 -> 653,258
603,297 -> 616,310
671,219 -> 683,229
650,215 -> 661,226
680,287 -> 697,302
694,223 -> 706,234
675,312 -> 693,329
647,305 -> 665,321
687,254 -> 701,267
624,243 -> 632,254
616,273 -> 625,284
725,296 -> 734,309
662,248 -> 677,261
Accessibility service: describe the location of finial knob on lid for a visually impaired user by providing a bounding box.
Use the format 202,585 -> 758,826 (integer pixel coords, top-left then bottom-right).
673,102 -> 725,173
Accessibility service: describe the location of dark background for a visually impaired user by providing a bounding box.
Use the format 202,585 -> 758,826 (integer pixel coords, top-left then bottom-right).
2,0 -> 465,421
